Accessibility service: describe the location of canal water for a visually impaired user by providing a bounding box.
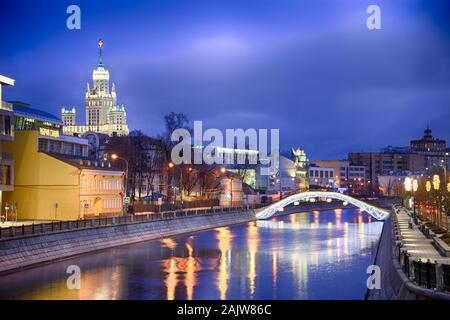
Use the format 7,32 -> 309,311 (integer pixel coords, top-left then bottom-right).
0,208 -> 383,300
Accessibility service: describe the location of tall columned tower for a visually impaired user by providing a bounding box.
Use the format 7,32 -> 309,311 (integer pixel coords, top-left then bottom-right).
62,39 -> 129,137
85,39 -> 116,126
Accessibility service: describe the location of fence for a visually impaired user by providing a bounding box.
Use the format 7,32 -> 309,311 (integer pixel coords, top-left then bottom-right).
0,204 -> 262,240
132,199 -> 220,213
396,248 -> 450,292
393,205 -> 450,292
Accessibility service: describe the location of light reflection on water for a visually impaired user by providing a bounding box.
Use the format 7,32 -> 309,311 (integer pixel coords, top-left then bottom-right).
0,208 -> 383,300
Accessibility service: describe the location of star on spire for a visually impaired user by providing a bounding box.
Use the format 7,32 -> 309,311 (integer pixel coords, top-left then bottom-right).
98,39 -> 104,67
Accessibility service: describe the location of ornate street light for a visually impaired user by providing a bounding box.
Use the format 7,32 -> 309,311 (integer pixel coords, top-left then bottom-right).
413,179 -> 418,192
433,174 -> 440,191
404,177 -> 412,192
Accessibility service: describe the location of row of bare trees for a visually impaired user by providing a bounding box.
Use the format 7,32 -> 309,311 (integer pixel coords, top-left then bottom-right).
100,112 -> 228,203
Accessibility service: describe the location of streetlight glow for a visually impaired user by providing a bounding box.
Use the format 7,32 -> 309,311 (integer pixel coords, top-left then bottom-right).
412,179 -> 418,192
433,174 -> 440,191
404,177 -> 412,192
426,180 -> 431,192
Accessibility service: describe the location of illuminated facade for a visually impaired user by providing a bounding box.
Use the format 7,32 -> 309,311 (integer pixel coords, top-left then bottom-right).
62,40 -> 129,137
0,75 -> 15,216
256,148 -> 309,193
410,127 -> 447,168
4,131 -> 124,220
3,102 -> 124,220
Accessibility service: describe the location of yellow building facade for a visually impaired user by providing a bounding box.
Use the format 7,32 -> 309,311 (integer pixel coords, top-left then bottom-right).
4,130 -> 124,221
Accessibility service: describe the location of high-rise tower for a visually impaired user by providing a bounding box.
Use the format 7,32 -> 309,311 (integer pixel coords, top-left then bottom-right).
62,39 -> 129,137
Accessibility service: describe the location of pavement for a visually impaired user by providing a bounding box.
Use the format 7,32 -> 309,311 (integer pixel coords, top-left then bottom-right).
0,220 -> 50,228
395,206 -> 450,263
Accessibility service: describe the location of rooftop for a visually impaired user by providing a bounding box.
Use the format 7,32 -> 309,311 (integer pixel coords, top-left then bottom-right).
45,152 -> 123,172
11,102 -> 63,125
0,75 -> 15,86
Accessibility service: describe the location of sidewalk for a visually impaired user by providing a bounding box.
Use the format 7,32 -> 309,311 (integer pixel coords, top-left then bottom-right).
395,206 -> 449,263
0,220 -> 49,229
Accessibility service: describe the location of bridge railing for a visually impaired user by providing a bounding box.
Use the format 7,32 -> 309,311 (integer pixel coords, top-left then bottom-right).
0,204 -> 264,240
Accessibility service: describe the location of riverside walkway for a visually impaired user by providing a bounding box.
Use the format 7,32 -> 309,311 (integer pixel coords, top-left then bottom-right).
394,206 -> 448,263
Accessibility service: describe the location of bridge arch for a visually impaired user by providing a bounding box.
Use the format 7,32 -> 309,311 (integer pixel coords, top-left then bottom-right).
255,191 -> 390,221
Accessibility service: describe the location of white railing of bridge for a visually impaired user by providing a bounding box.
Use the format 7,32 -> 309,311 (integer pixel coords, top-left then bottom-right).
255,191 -> 390,221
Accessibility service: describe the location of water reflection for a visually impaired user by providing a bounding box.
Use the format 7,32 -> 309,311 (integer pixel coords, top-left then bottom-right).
216,227 -> 231,300
0,208 -> 383,300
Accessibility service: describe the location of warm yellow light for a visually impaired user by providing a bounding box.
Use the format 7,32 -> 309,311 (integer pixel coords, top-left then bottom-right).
412,179 -> 418,192
447,182 -> 450,193
293,201 -> 300,206
426,180 -> 431,192
220,167 -> 226,173
111,154 -> 118,160
168,162 -> 175,168
404,177 -> 412,192
309,198 -> 316,203
343,201 -> 348,206
326,198 -> 332,203
433,175 -> 440,191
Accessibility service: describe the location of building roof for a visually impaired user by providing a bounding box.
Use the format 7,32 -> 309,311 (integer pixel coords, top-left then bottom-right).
44,152 -> 123,172
12,102 -> 63,125
0,75 -> 15,86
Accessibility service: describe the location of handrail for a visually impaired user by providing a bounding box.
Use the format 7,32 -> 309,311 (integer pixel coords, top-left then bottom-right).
0,204 -> 263,240
392,205 -> 450,292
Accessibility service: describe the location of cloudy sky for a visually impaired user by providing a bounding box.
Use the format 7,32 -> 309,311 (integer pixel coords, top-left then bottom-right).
1,0 -> 449,159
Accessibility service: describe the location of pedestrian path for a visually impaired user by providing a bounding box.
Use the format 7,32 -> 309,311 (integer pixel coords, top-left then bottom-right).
0,220 -> 48,229
394,206 -> 449,263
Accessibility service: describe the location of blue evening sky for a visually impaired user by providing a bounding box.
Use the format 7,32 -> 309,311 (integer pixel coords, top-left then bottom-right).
1,0 -> 449,159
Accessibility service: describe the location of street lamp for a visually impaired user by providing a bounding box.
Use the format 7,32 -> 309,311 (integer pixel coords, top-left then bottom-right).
111,154 -> 129,197
167,162 -> 192,207
110,153 -> 129,216
412,178 -> 418,218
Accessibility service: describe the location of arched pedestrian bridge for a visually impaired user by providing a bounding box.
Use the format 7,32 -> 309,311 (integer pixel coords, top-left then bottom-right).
255,191 -> 390,221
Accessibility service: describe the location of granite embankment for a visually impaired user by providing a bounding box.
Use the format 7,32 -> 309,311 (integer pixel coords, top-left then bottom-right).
0,210 -> 255,274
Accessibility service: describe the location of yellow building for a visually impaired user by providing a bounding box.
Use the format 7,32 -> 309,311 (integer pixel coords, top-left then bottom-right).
4,126 -> 124,221
0,75 -> 15,219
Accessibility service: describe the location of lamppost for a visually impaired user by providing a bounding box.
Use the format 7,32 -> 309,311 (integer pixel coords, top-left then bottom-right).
111,154 -> 129,196
110,154 -> 129,215
404,177 -> 412,213
167,162 -> 192,208
426,179 -> 431,222
412,178 -> 418,218
433,174 -> 441,227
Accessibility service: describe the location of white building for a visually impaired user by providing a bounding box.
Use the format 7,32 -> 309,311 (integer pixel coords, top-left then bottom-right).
256,149 -> 309,193
62,39 -> 129,137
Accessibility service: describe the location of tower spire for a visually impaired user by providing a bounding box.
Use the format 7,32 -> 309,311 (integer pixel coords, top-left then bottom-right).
98,39 -> 104,67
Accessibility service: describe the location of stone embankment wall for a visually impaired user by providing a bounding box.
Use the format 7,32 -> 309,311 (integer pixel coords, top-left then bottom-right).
0,211 -> 255,275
